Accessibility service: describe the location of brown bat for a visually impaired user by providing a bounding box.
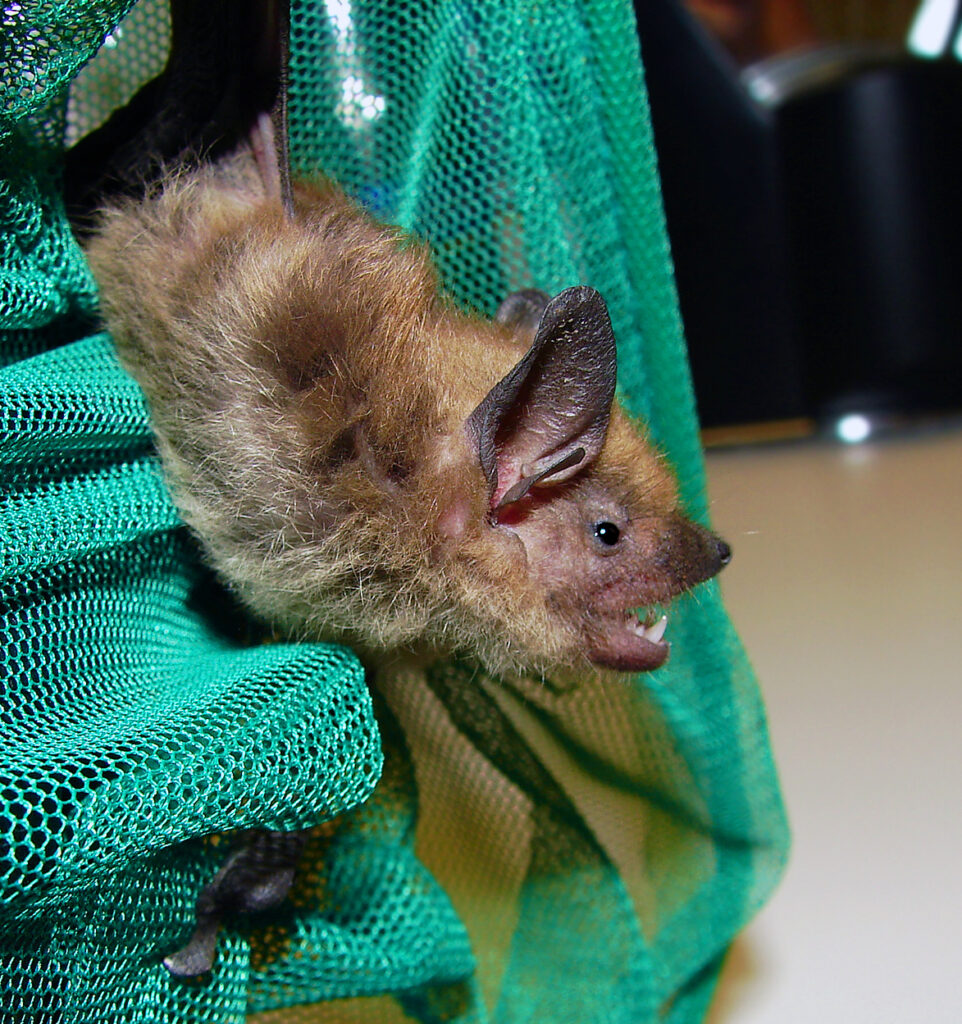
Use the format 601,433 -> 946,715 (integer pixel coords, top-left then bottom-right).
86,150 -> 729,679
76,0 -> 729,976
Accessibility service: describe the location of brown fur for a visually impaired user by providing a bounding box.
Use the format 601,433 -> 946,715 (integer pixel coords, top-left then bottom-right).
86,152 -> 725,678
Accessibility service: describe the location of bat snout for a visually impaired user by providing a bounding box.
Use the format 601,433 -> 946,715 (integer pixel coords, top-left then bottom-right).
579,518 -> 727,673
655,517 -> 731,594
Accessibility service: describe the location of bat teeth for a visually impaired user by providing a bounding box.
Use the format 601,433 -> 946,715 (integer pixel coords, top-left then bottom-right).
644,614 -> 668,644
631,612 -> 668,644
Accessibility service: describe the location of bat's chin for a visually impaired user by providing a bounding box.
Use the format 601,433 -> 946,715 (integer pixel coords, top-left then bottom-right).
585,611 -> 671,673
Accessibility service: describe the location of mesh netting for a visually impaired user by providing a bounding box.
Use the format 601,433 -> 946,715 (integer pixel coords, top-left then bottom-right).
1,2 -> 789,1022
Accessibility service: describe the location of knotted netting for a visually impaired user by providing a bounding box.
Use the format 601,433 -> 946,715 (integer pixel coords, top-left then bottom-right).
1,1 -> 789,1021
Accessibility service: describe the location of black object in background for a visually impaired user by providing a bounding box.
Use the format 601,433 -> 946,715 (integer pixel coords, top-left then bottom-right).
769,54 -> 962,421
635,3 -> 962,433
634,1 -> 805,430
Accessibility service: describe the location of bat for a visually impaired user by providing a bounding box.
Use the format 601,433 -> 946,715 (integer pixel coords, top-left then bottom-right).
75,0 -> 730,976
86,153 -> 730,679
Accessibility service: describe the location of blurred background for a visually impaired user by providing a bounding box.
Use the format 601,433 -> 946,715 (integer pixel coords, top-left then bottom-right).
647,2 -> 962,1021
640,0 -> 962,442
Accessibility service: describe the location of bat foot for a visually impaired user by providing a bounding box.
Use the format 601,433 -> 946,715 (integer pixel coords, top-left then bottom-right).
163,830 -> 307,977
163,921 -> 220,977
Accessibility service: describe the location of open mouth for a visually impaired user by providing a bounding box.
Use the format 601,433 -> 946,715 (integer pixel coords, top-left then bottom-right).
586,608 -> 671,673
632,608 -> 668,645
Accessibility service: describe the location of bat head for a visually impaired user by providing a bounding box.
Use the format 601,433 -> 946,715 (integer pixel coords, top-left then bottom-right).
448,286 -> 730,674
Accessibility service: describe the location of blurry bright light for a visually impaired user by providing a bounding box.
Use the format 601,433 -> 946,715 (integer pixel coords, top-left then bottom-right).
836,413 -> 873,444
908,0 -> 958,57
325,0 -> 353,34
2,2 -> 23,26
326,0 -> 385,128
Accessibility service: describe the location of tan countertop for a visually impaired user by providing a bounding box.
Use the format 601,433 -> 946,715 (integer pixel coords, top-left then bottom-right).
704,425 -> 962,1023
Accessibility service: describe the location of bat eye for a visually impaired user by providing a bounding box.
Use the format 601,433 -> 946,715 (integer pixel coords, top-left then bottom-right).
593,521 -> 621,547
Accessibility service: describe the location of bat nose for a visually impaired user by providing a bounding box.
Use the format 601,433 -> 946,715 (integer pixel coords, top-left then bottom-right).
716,537 -> 732,567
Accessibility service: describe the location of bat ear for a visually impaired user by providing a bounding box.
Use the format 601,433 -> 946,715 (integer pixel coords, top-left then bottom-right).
494,289 -> 551,333
468,286 -> 617,510
248,0 -> 294,217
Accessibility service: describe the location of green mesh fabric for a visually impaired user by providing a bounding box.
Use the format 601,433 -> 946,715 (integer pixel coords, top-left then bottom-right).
1,2 -> 789,1022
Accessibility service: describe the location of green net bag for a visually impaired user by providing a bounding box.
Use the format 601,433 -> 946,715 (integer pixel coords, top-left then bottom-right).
1,2 -> 789,1021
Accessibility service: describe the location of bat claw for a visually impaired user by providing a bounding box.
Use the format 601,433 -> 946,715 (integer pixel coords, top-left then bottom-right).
163,920 -> 221,977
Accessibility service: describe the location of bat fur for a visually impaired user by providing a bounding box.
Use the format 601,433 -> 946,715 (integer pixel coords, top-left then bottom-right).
85,151 -> 729,680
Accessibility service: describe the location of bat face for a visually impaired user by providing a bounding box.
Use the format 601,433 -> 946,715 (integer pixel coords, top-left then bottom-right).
440,283 -> 730,675
86,159 -> 729,679
494,473 -> 730,673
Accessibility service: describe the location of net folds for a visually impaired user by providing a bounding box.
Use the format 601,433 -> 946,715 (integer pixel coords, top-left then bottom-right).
1,2 -> 788,1021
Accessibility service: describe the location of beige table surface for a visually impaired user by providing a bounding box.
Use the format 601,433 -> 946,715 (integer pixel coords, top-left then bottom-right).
703,425 -> 962,1022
